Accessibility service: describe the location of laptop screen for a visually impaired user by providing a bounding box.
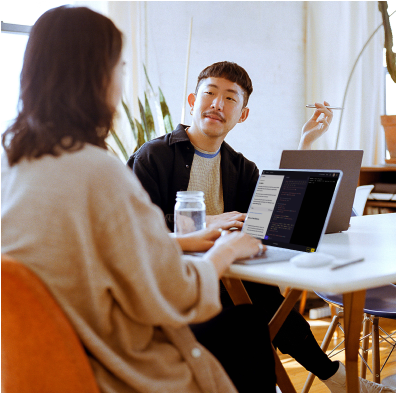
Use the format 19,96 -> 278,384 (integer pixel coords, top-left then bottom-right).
242,169 -> 342,253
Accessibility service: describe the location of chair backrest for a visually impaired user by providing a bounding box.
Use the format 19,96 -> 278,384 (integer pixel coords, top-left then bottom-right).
1,254 -> 100,393
353,185 -> 374,216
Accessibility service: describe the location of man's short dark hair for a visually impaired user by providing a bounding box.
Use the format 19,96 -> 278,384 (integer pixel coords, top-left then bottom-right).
195,61 -> 253,108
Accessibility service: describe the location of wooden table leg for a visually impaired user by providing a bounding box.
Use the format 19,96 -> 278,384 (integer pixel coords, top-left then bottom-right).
343,290 -> 366,393
273,344 -> 297,393
221,277 -> 252,305
270,289 -> 302,392
223,279 -> 302,392
269,289 -> 302,341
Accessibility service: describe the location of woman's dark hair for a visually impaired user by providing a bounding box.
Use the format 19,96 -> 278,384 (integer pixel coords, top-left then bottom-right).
2,6 -> 123,165
195,61 -> 253,108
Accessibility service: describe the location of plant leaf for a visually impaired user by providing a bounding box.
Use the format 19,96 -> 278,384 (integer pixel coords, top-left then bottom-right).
135,118 -> 146,149
143,64 -> 155,95
138,98 -> 150,141
378,1 -> 396,82
109,128 -> 129,161
159,87 -> 173,133
122,100 -> 137,140
144,92 -> 156,140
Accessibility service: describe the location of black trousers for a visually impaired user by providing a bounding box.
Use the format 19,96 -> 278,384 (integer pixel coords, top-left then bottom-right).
191,304 -> 277,393
220,280 -> 337,381
220,281 -> 312,351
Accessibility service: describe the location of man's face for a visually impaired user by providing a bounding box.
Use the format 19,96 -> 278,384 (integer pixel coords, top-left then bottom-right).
188,77 -> 249,142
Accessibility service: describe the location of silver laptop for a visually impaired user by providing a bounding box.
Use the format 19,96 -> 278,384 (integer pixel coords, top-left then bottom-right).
279,150 -> 363,233
236,169 -> 342,265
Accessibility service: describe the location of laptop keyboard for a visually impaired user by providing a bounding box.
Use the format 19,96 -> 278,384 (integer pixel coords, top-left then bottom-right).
185,247 -> 302,265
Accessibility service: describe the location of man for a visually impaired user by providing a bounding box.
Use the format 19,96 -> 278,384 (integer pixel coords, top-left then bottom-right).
128,62 -> 332,232
127,62 -> 392,393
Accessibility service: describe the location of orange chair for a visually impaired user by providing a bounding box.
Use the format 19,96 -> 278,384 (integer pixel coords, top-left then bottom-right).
1,254 -> 99,393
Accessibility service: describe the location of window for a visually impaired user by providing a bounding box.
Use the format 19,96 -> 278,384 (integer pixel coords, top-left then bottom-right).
1,26 -> 29,133
1,2 -> 72,133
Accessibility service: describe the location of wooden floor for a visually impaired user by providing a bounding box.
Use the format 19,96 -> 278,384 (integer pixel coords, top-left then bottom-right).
278,313 -> 396,393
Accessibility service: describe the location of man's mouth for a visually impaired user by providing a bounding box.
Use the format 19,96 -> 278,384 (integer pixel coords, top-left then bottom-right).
203,111 -> 225,123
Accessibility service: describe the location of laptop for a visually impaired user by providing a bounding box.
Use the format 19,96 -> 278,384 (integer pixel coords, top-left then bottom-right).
279,150 -> 363,233
236,168 -> 342,265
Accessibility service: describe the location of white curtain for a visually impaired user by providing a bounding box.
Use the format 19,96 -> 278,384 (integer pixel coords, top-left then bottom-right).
105,2 -> 168,160
305,1 -> 385,166
76,1 -> 146,160
107,1 -> 147,160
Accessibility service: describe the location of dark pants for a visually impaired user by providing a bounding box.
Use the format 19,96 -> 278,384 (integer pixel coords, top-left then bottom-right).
220,280 -> 338,381
191,304 -> 277,393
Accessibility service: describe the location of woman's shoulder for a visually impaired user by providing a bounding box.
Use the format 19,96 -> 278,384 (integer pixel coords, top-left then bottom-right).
79,144 -> 141,184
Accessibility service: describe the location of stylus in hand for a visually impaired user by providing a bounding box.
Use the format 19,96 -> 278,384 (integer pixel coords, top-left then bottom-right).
306,104 -> 343,110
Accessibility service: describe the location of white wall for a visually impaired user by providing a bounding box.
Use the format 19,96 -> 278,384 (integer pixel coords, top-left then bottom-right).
141,1 -> 306,170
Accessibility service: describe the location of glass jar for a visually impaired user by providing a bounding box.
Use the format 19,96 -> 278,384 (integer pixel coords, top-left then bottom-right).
174,191 -> 206,235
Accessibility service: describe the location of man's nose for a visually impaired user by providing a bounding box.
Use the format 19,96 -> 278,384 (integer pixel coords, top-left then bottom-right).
210,96 -> 224,111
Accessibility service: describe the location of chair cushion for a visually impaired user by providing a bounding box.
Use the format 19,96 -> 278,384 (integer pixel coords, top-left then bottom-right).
315,284 -> 396,319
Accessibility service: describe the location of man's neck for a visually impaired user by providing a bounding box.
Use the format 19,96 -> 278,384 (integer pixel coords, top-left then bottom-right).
186,125 -> 223,152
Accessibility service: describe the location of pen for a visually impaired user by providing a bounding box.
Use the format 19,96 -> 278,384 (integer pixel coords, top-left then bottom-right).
306,105 -> 343,110
331,258 -> 364,270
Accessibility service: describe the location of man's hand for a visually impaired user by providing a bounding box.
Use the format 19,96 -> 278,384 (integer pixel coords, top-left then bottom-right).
298,101 -> 333,150
206,211 -> 246,231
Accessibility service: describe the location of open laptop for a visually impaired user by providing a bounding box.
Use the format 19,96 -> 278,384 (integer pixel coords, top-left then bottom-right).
279,150 -> 363,233
236,169 -> 342,265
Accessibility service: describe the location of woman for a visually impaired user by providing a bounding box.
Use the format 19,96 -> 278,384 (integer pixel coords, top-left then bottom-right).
1,6 -> 276,392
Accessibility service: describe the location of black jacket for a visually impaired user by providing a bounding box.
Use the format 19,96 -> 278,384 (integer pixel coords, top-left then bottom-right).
127,124 -> 259,230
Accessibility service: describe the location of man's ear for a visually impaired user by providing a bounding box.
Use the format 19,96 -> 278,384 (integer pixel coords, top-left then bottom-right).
238,107 -> 249,123
187,93 -> 196,108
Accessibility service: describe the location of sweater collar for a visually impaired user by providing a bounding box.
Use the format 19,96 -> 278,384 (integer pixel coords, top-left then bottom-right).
168,123 -> 238,160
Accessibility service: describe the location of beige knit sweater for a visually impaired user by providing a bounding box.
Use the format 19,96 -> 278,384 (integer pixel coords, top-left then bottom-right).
1,144 -> 237,393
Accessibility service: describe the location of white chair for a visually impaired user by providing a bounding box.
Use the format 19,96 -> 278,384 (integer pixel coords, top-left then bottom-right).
352,185 -> 374,216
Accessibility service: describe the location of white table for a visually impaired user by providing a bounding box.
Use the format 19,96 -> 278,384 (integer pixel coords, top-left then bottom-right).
222,213 -> 396,392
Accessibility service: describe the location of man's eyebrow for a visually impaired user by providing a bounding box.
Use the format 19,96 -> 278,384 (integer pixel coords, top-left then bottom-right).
205,84 -> 240,95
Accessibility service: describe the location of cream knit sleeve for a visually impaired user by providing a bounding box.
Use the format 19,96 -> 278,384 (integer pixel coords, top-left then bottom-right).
92,157 -> 222,327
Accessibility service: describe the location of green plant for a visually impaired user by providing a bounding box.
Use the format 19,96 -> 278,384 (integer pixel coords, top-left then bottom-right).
108,65 -> 174,161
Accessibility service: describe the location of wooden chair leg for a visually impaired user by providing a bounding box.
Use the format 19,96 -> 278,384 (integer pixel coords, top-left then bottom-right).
302,313 -> 341,393
360,313 -> 371,379
299,290 -> 308,315
372,316 -> 380,383
330,305 -> 341,338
